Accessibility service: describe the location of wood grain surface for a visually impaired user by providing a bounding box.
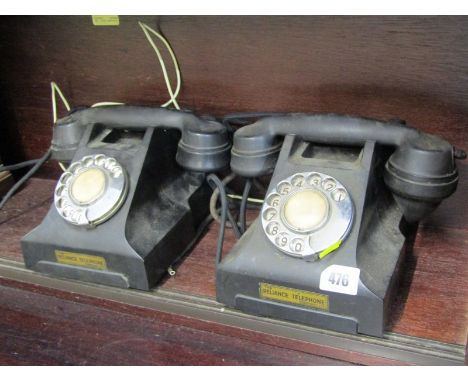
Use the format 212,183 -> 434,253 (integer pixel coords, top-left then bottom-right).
0,278 -> 356,365
1,16 -> 468,177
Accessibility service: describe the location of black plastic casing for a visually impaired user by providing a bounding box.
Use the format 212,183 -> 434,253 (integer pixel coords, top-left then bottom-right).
22,106 -> 230,290
218,136 -> 409,337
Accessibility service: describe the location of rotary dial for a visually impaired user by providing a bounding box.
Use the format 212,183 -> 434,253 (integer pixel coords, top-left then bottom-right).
54,154 -> 128,227
261,171 -> 353,261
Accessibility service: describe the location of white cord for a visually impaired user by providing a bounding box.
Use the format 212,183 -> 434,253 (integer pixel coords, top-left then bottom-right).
50,81 -> 71,123
50,82 -> 72,172
227,194 -> 264,204
91,101 -> 125,108
52,22 -> 181,112
49,21 -> 182,174
138,21 -> 181,110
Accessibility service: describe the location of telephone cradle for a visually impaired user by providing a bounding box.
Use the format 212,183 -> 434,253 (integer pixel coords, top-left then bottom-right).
21,106 -> 231,290
216,114 -> 464,337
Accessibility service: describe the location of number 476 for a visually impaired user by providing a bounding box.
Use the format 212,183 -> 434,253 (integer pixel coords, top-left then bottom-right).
328,272 -> 349,287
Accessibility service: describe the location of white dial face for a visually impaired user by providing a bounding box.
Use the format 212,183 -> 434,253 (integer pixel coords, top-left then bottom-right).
261,171 -> 354,261
54,154 -> 128,227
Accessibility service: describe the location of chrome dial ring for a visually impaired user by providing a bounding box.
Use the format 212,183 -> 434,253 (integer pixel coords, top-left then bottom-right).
54,154 -> 128,228
261,171 -> 354,261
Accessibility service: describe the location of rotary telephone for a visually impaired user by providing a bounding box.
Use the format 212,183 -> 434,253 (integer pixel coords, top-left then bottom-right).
216,113 -> 465,337
22,105 -> 230,290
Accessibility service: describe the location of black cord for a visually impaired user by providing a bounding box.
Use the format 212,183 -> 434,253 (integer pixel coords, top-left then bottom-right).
208,173 -> 241,238
0,158 -> 40,172
0,149 -> 51,210
207,173 -> 232,264
209,173 -> 237,228
239,178 -> 252,234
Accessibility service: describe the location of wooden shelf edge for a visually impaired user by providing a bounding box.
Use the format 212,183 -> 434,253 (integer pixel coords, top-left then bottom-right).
0,258 -> 464,366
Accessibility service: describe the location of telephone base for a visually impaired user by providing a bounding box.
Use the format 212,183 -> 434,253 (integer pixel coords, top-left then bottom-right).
217,136 -> 411,337
235,295 -> 358,334
22,128 -> 211,291
34,260 -> 130,289
216,215 -> 407,337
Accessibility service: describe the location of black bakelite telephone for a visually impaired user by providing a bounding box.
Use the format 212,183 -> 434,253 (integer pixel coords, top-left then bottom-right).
22,105 -> 230,290
216,113 -> 465,337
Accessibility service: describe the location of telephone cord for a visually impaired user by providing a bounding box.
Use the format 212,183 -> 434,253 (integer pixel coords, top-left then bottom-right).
51,81 -> 71,123
138,22 -> 181,109
0,81 -> 69,210
1,22 -> 182,208
0,149 -> 51,210
210,177 -> 264,232
0,158 -> 40,172
239,178 -> 252,234
207,174 -> 238,264
209,173 -> 241,237
91,23 -> 182,110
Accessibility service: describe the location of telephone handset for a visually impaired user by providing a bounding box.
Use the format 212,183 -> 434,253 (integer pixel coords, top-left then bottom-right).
52,105 -> 230,172
22,106 -> 230,290
216,113 -> 465,337
231,114 -> 463,221
231,113 -> 463,259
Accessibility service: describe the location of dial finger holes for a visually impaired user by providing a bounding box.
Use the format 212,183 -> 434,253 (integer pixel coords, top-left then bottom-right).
82,156 -> 94,167
68,162 -> 81,174
262,171 -> 353,259
290,238 -> 305,253
94,155 -> 106,166
291,174 -> 305,187
266,222 -> 280,236
267,193 -> 281,207
308,173 -> 322,187
111,166 -> 123,178
55,198 -> 64,209
263,207 -> 277,221
104,158 -> 117,170
59,172 -> 72,185
322,178 -> 336,192
275,232 -> 289,248
62,206 -> 71,218
277,181 -> 292,195
55,185 -> 66,196
332,187 -> 347,202
54,154 -> 128,228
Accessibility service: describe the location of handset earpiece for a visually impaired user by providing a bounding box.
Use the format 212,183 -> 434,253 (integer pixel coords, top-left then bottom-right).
230,113 -> 465,222
51,114 -> 85,163
176,119 -> 230,172
51,106 -> 231,172
384,133 -> 462,222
